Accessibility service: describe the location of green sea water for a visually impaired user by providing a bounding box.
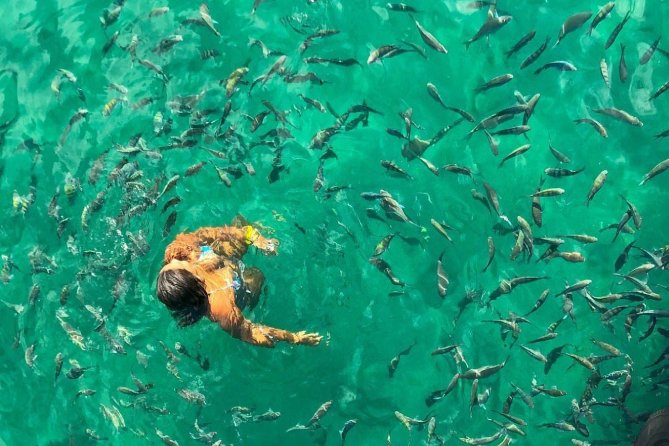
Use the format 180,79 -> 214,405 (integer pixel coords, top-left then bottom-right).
1,0 -> 669,444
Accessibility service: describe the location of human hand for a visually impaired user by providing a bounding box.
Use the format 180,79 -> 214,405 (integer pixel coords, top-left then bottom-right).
293,331 -> 322,346
255,237 -> 279,256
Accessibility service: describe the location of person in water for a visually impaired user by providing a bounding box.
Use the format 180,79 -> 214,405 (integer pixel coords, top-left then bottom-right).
157,216 -> 322,347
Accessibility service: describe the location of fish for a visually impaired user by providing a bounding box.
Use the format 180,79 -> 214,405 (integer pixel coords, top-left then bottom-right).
380,160 -> 412,179
505,30 -> 536,58
650,79 -> 669,101
534,60 -> 577,74
498,144 -> 530,167
605,9 -> 632,49
414,20 -> 447,53
574,118 -> 608,138
640,158 -> 669,185
545,167 -> 584,177
593,108 -> 643,127
465,7 -> 512,49
531,188 -> 565,198
476,74 -> 513,92
588,2 -> 615,35
556,280 -> 591,297
556,12 -> 592,46
640,36 -> 661,65
373,233 -> 396,257
388,343 -> 415,377
520,37 -> 550,69
177,388 -> 206,406
152,35 -> 183,54
430,219 -> 453,242
585,170 -> 608,206
199,4 -> 221,37
619,43 -> 628,83
386,3 -> 419,13
369,257 -> 405,287
339,419 -> 357,444
436,251 -> 449,298
298,29 -> 340,53
482,237 -> 495,272
163,211 -> 177,238
394,411 -> 430,430
305,400 -> 333,427
599,59 -> 610,88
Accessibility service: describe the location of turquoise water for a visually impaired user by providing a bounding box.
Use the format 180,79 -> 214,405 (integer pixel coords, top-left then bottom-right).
1,0 -> 669,444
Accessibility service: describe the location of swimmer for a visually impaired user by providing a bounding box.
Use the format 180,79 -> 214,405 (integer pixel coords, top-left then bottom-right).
157,216 -> 321,347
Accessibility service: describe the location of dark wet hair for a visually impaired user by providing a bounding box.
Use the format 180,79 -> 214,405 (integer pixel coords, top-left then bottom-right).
156,268 -> 209,327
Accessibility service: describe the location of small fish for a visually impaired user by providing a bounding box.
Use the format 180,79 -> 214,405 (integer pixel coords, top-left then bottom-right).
369,257 -> 405,287
505,30 -> 536,58
588,2 -> 615,35
436,251 -> 449,298
476,74 -> 513,92
520,37 -> 550,69
482,236 -> 495,272
640,158 -> 669,185
386,3 -> 419,13
556,11 -> 592,46
640,36 -> 661,65
498,144 -> 531,167
305,400 -> 333,427
593,108 -> 643,127
24,343 -> 37,368
585,170 -> 608,206
373,233 -> 396,257
430,219 -> 453,242
574,118 -> 608,138
650,79 -> 669,101
76,389 -> 96,398
556,279 -> 591,297
199,3 -> 221,37
619,43 -> 628,83
414,20 -> 447,53
388,343 -> 414,377
605,10 -> 632,50
534,60 -> 577,74
163,211 -> 177,238
599,59 -> 610,88
381,160 -> 412,179
545,167 -> 584,177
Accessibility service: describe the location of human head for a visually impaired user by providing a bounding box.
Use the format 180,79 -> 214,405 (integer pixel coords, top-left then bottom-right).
156,268 -> 209,327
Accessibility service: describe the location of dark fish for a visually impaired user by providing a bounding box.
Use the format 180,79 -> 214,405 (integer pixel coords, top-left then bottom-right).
339,419 -> 358,444
605,10 -> 632,50
615,240 -> 636,272
386,3 -> 419,13
650,79 -> 669,101
525,289 -> 550,317
388,343 -> 415,377
505,30 -> 536,58
520,37 -> 550,69
163,211 -> 177,238
619,43 -> 628,83
640,36 -> 661,65
369,257 -> 405,286
556,12 -> 592,46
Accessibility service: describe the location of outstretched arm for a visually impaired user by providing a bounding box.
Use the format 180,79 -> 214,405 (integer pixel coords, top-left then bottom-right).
164,225 -> 278,263
217,304 -> 321,348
